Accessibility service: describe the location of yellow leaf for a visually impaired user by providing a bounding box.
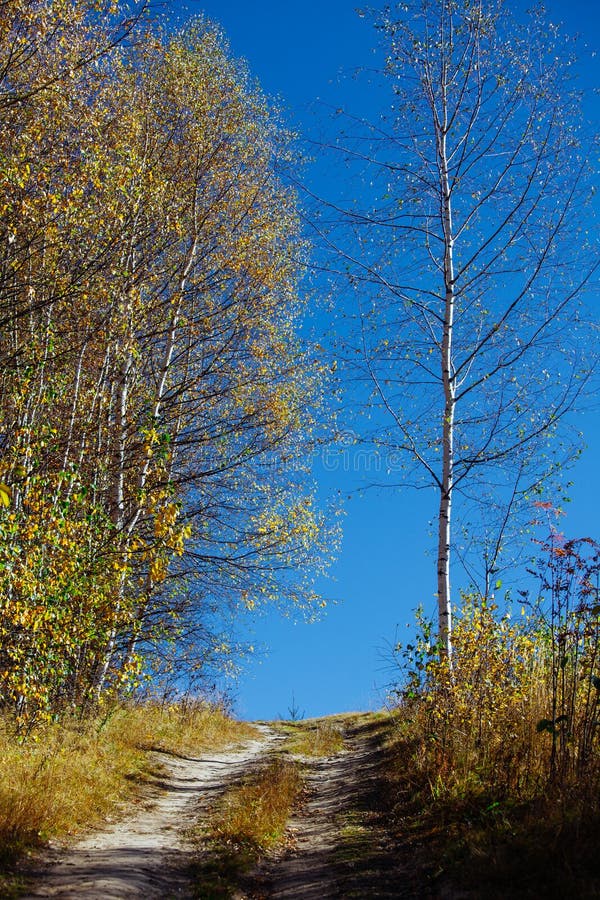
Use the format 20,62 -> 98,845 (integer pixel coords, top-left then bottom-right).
0,484 -> 11,507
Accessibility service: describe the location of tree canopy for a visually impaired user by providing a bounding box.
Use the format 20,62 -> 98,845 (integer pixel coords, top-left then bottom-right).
0,0 -> 332,724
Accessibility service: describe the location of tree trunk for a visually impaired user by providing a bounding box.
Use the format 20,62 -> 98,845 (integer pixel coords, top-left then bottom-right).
436,73 -> 455,660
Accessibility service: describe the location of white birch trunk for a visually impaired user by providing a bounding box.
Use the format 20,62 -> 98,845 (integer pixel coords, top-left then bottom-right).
436,62 -> 456,660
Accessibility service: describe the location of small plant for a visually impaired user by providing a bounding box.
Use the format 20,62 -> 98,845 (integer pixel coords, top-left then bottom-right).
527,526 -> 600,784
286,692 -> 305,722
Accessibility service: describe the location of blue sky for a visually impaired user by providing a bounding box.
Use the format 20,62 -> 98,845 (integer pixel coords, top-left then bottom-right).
169,0 -> 600,721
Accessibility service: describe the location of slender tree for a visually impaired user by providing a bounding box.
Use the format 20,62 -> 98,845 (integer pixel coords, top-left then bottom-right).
320,0 -> 598,656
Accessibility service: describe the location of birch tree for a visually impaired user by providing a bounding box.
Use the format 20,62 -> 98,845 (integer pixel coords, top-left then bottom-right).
323,0 -> 598,656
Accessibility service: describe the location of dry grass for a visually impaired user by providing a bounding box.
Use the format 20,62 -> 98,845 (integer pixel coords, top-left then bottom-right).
211,756 -> 303,851
102,701 -> 257,757
0,701 -> 256,876
386,591 -> 600,896
189,756 -> 303,898
282,718 -> 345,757
385,723 -> 600,898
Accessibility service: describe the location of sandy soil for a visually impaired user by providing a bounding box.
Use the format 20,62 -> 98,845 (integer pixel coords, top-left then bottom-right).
22,725 -> 279,899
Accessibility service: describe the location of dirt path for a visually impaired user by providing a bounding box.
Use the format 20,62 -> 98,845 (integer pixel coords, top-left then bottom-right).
22,726 -> 280,899
21,715 -> 427,899
243,715 -> 419,899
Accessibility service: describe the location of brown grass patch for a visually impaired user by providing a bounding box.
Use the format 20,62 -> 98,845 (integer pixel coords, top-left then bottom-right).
211,756 -> 303,851
188,756 -> 303,898
103,701 -> 257,757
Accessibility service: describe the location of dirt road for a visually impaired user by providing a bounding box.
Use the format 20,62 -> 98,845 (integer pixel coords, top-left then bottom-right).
244,716 -> 416,899
22,714 -> 423,899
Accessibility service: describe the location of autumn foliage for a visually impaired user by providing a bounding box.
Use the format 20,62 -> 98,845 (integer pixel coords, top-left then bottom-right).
390,529 -> 600,893
0,0 -> 330,725
396,541 -> 600,800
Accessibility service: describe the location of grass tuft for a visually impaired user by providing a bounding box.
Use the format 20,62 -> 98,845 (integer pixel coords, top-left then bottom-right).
189,756 -> 303,898
282,719 -> 345,757
211,756 -> 302,851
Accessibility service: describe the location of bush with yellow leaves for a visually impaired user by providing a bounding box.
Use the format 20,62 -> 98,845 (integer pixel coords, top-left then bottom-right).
393,532 -> 600,803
